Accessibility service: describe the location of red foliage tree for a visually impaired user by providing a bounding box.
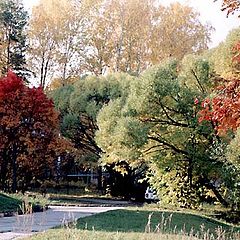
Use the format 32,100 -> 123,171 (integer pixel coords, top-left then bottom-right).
0,72 -> 71,192
198,41 -> 240,135
198,79 -> 240,135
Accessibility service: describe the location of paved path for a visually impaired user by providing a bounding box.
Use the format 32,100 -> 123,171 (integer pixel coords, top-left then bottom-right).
0,206 -> 124,240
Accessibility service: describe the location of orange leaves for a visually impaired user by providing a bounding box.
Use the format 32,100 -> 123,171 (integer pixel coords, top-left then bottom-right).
198,98 -> 212,122
198,78 -> 240,135
218,0 -> 240,17
214,0 -> 240,17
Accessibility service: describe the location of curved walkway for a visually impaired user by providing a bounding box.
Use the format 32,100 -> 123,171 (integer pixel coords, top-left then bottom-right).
0,205 -> 124,240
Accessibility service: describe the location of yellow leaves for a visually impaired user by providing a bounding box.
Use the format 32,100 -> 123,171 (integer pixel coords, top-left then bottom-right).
113,164 -> 128,175
28,0 -> 87,87
27,0 -> 212,85
150,3 -> 212,64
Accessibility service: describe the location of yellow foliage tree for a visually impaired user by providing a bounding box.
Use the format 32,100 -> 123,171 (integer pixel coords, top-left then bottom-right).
28,0 -> 90,88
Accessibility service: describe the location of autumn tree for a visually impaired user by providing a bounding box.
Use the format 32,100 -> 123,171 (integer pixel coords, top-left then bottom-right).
84,0 -> 212,76
197,38 -> 240,209
201,29 -> 240,133
0,0 -> 29,78
150,3 -> 212,64
84,0 -> 153,75
0,72 -> 70,192
28,0 -> 91,88
205,27 -> 240,78
28,0 -> 57,88
197,76 -> 240,209
28,0 -> 212,85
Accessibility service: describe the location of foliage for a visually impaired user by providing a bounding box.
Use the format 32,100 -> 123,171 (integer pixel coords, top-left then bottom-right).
199,78 -> 240,135
52,73 -> 133,161
205,27 -> 240,78
84,0 -> 212,76
0,0 -> 29,78
226,129 -> 240,168
198,37 -> 240,210
96,58 -> 235,208
225,131 -> 240,210
0,72 -> 71,192
198,76 -> 240,210
150,3 -> 212,65
28,0 -> 92,88
51,73 -> 136,193
27,0 -> 212,85
51,84 -> 74,116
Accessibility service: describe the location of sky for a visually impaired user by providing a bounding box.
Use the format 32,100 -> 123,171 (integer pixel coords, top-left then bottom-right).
22,0 -> 240,49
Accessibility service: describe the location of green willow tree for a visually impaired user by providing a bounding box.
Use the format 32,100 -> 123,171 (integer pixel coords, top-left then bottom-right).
0,0 -> 29,78
96,58 -> 232,208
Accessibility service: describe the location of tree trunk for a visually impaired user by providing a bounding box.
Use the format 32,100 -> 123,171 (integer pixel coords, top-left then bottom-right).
6,27 -> 12,73
208,183 -> 229,207
202,177 -> 229,207
0,149 -> 8,191
187,158 -> 193,188
11,143 -> 17,193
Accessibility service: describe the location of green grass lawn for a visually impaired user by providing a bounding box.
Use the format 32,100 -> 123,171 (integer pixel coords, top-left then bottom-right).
0,193 -> 22,213
76,209 -> 240,237
23,208 -> 240,240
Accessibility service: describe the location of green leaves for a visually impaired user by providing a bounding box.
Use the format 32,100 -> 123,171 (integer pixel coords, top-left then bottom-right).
226,128 -> 240,168
51,73 -> 134,163
96,100 -> 149,165
206,27 -> 240,78
0,0 -> 29,78
51,85 -> 74,115
69,74 -> 130,120
95,58 -> 232,207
